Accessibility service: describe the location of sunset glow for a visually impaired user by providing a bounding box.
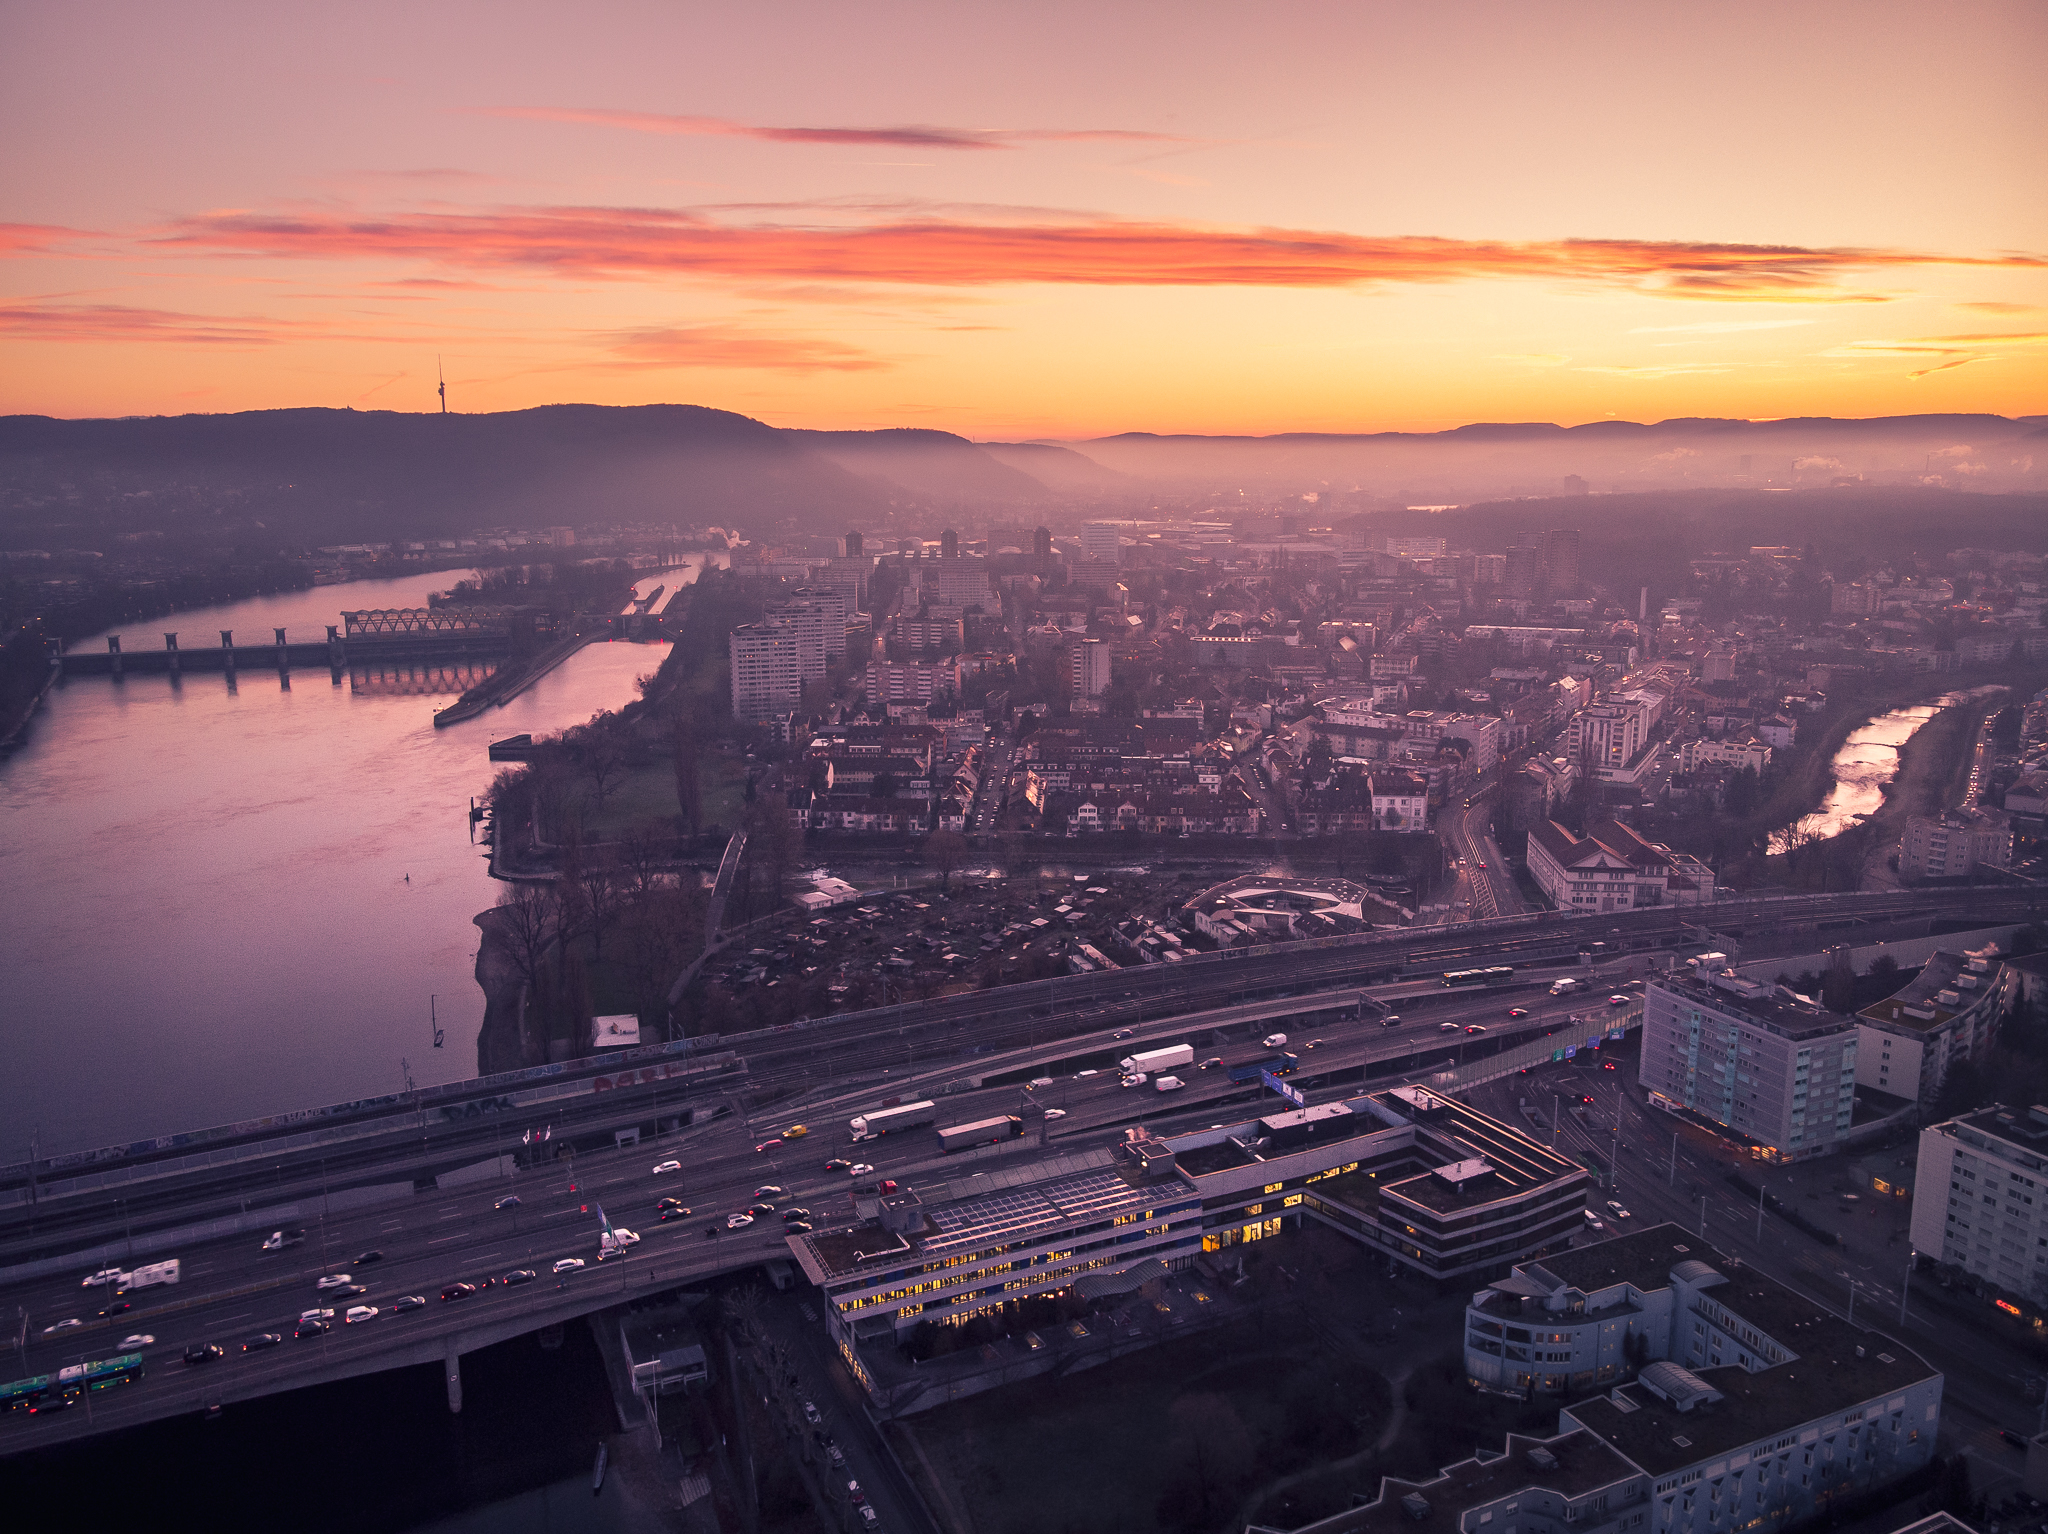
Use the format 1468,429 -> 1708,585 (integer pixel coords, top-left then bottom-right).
3,0 -> 2044,433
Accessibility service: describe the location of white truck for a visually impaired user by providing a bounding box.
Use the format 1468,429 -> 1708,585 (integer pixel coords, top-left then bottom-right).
1549,978 -> 1584,996
599,1227 -> 641,1260
850,1100 -> 938,1142
116,1259 -> 180,1293
1118,1044 -> 1194,1075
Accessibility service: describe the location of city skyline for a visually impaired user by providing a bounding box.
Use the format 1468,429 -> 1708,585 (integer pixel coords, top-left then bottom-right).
3,0 -> 2044,433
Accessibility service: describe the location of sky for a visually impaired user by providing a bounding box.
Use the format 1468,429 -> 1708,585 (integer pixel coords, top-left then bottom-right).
3,0 -> 2045,437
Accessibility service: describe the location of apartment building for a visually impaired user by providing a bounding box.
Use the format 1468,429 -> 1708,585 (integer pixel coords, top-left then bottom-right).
1566,697 -> 1657,778
1900,811 -> 2013,880
1080,521 -> 1122,566
863,658 -> 956,703
1070,636 -> 1112,697
1640,955 -> 1858,1161
1675,736 -> 1773,774
1856,948 -> 2015,1106
764,586 -> 846,682
1911,1104 -> 2048,1301
729,621 -> 802,720
909,556 -> 995,610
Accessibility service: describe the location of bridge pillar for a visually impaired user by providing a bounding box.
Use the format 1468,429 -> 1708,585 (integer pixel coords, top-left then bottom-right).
274,626 -> 289,667
445,1336 -> 464,1414
326,624 -> 346,668
220,630 -> 235,671
164,633 -> 179,674
106,634 -> 122,677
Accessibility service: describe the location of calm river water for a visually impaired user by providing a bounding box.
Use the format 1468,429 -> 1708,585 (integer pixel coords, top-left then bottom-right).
0,559 -> 718,1158
1770,702 -> 1942,852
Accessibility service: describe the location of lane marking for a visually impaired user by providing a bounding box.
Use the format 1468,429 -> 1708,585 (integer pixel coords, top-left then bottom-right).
428,1234 -> 468,1244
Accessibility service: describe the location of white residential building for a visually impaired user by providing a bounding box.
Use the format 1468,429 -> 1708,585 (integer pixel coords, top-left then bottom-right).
1912,1104 -> 2048,1303
1857,949 -> 2015,1106
730,621 -> 801,720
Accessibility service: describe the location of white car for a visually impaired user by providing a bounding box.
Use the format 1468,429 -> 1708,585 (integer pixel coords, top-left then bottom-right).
1582,1210 -> 1604,1228
82,1267 -> 125,1288
1606,1201 -> 1633,1220
298,1307 -> 336,1323
652,1160 -> 683,1175
1074,1069 -> 1099,1079
848,1163 -> 874,1176
1261,1033 -> 1288,1048
552,1257 -> 586,1274
41,1318 -> 83,1334
119,1333 -> 155,1349
1439,1022 -> 1461,1032
727,1213 -> 756,1230
315,1273 -> 353,1291
344,1305 -> 378,1325
1042,1108 -> 1067,1120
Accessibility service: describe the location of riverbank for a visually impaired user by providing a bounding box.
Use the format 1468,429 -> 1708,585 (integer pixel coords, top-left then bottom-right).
435,632 -> 596,727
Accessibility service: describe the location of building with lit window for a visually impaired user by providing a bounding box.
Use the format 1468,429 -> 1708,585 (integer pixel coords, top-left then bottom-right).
1910,1103 -> 2048,1303
1640,954 -> 1858,1161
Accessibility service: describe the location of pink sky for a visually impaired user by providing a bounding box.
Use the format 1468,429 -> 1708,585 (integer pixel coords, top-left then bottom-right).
3,0 -> 2044,433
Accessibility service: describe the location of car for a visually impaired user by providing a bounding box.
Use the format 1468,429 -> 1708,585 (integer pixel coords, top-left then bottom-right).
859,1506 -> 879,1527
1380,1014 -> 1403,1028
81,1267 -> 124,1288
295,1318 -> 331,1338
1464,1025 -> 1487,1035
1111,1028 -> 1134,1039
352,1248 -> 385,1265
1261,1033 -> 1288,1048
97,1301 -> 132,1317
243,1333 -> 283,1351
658,1196 -> 689,1210
503,1269 -> 538,1286
1606,1202 -> 1632,1219
1582,1215 -> 1605,1231
1026,1077 -> 1053,1089
1197,1057 -> 1224,1069
182,1343 -> 222,1364
1603,1060 -> 1618,1071
553,1258 -> 586,1274
345,1305 -> 379,1324
298,1307 -> 336,1322
1608,994 -> 1631,1006
803,1400 -> 823,1424
659,1206 -> 692,1222
119,1333 -> 156,1349
392,1295 -> 427,1313
823,1158 -> 852,1171
1042,1108 -> 1067,1120
652,1160 -> 683,1175
847,1480 -> 866,1505
786,1221 -> 814,1233
441,1283 -> 478,1302
727,1213 -> 755,1229
754,1141 -> 780,1153
877,1179 -> 899,1194
1476,861 -> 1487,871
1507,1008 -> 1530,1019
315,1273 -> 353,1292
748,1203 -> 777,1216
782,1207 -> 812,1221
1074,1069 -> 1099,1079
1439,1022 -> 1461,1032
826,1441 -> 846,1467
781,1124 -> 809,1141
704,1224 -> 723,1238
1120,1073 -> 1147,1087
848,1163 -> 874,1176
1305,1039 -> 1323,1050
261,1228 -> 306,1251
754,1185 -> 785,1198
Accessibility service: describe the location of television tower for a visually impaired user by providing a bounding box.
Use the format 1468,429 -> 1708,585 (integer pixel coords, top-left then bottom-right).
438,356 -> 446,415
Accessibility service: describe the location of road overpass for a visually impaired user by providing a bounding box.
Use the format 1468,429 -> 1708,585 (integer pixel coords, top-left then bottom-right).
1,885 -> 2034,1453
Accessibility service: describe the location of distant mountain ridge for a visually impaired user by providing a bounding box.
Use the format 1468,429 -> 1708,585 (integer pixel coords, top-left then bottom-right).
1,405 -> 2041,550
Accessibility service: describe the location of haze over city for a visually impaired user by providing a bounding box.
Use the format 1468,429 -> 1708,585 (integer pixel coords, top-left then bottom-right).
6,5 -> 2048,1533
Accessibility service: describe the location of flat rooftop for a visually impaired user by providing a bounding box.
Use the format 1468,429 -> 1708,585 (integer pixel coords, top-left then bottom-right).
1521,1225 -> 1722,1298
1859,952 -> 1982,1034
1655,969 -> 1856,1041
1280,1430 -> 1639,1534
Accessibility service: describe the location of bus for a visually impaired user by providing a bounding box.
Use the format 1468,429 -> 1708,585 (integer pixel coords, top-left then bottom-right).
1,1373 -> 52,1413
1442,966 -> 1515,987
937,1116 -> 1024,1153
55,1353 -> 143,1402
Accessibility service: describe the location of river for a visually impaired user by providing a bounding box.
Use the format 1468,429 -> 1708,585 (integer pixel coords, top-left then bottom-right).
0,557 -> 719,1158
1769,701 -> 1943,852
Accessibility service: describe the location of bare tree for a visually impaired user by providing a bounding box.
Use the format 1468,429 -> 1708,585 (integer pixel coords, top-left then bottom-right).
495,882 -> 561,993
925,828 -> 970,892
722,1283 -> 766,1345
671,718 -> 703,839
582,721 -> 631,811
581,862 -> 623,962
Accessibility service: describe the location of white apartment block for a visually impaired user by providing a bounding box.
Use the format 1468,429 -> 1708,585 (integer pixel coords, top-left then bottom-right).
863,658 -> 956,703
1676,736 -> 1773,774
1567,697 -> 1656,776
765,586 -> 846,682
1069,636 -> 1112,697
908,557 -> 995,610
1080,522 -> 1122,566
1641,955 -> 1858,1161
729,622 -> 801,720
1912,1105 -> 2048,1302
1900,811 -> 2013,880
1857,948 -> 2014,1107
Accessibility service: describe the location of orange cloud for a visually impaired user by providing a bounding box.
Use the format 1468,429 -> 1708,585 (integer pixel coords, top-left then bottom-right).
152,206 -> 2042,300
483,107 -> 1189,151
0,222 -> 98,256
600,322 -> 887,372
0,301 -> 293,345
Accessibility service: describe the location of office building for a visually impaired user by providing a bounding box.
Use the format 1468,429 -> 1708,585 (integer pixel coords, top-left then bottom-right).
1911,1104 -> 2048,1300
1081,522 -> 1121,567
1070,637 -> 1112,698
908,556 -> 994,610
1856,948 -> 2014,1106
1541,528 -> 1581,597
729,622 -> 801,720
939,527 -> 958,560
1640,954 -> 1858,1160
1382,535 -> 1447,558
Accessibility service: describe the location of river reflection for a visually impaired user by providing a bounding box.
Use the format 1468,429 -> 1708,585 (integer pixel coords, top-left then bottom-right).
1,558 -> 718,1156
1769,703 -> 1940,853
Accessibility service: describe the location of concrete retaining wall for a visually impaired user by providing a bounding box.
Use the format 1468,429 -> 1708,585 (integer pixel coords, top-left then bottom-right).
435,1155 -> 517,1190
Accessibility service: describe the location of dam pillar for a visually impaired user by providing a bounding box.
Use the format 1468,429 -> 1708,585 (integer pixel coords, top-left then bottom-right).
274,626 -> 290,670
445,1336 -> 464,1414
326,624 -> 346,668
106,634 -> 122,677
164,632 -> 179,674
220,630 -> 235,671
